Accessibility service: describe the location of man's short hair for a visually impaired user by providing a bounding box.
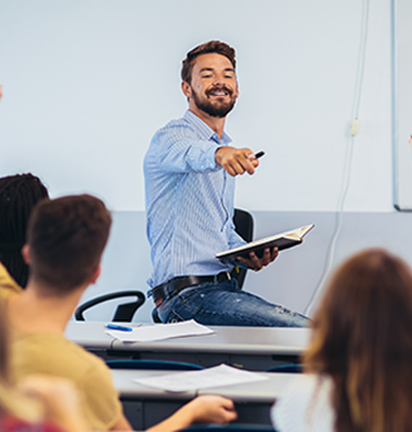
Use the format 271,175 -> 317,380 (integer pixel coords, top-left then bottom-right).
27,194 -> 112,292
181,40 -> 236,85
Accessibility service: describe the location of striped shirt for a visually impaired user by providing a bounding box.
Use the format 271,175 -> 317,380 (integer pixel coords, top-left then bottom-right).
144,110 -> 246,289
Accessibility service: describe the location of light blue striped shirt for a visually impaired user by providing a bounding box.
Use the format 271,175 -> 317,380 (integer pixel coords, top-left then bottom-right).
144,110 -> 246,289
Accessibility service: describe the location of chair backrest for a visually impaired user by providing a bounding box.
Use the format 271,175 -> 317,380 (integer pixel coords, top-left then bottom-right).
75,290 -> 146,322
231,208 -> 254,289
106,359 -> 204,370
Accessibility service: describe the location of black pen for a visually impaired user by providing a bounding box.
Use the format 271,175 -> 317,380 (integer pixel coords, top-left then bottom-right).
254,151 -> 265,159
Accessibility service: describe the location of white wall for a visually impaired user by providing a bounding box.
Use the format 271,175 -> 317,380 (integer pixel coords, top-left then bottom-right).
0,0 -> 393,212
0,0 -> 406,322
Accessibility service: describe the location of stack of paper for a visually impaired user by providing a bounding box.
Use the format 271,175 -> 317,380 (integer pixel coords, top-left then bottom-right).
133,364 -> 269,392
105,319 -> 214,342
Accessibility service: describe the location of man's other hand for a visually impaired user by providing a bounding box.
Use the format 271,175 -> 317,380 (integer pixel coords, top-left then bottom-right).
237,247 -> 279,271
215,146 -> 259,176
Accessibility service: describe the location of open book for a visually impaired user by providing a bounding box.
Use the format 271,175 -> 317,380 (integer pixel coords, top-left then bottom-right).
216,224 -> 315,260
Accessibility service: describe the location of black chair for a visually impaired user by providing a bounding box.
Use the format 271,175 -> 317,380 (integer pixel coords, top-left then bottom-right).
231,208 -> 254,289
75,290 -> 146,322
152,208 -> 254,323
106,359 -> 204,370
266,364 -> 303,373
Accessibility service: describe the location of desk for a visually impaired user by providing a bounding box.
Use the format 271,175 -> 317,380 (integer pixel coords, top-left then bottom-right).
65,321 -> 310,370
112,369 -> 294,429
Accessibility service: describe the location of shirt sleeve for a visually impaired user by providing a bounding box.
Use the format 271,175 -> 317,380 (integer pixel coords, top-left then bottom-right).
151,122 -> 220,173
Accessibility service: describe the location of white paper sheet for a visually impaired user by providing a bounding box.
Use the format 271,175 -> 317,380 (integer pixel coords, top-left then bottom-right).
105,319 -> 214,342
133,364 -> 269,392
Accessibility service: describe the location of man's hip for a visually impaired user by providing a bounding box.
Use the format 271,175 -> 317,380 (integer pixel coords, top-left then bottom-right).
152,271 -> 232,307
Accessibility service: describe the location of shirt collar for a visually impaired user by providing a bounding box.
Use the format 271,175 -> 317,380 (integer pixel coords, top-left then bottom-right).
184,110 -> 232,145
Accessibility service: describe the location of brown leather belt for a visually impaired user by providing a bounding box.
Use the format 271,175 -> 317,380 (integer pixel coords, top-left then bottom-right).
152,272 -> 231,307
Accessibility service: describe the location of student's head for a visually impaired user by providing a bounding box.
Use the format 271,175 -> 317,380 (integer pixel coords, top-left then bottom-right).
305,248 -> 412,432
181,41 -> 239,118
24,194 -> 112,294
0,174 -> 49,287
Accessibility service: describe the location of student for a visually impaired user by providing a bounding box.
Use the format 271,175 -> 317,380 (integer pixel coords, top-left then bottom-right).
0,299 -> 87,432
271,248 -> 412,432
0,173 -> 49,291
7,194 -> 237,431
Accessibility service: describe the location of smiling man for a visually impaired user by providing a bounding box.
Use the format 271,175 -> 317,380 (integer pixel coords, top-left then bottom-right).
144,40 -> 309,327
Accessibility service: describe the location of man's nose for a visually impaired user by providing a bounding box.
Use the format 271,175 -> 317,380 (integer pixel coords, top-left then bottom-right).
213,77 -> 225,87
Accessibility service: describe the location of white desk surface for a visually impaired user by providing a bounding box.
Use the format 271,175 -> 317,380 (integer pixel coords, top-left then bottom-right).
65,320 -> 310,356
65,320 -> 116,348
112,369 -> 295,403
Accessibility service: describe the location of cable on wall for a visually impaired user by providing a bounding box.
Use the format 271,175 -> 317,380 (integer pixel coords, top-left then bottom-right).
305,0 -> 370,316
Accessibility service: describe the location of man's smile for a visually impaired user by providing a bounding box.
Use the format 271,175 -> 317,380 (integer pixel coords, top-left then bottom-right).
207,87 -> 232,98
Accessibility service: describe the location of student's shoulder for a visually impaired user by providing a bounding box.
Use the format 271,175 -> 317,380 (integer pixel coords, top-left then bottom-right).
271,374 -> 334,432
12,332 -> 108,375
0,262 -> 22,296
153,116 -> 198,141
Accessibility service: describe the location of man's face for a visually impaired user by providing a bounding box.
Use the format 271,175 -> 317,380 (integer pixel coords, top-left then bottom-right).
183,53 -> 239,118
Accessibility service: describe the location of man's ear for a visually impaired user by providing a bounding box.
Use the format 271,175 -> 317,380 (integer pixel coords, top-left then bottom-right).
21,244 -> 31,265
181,81 -> 192,99
89,265 -> 101,285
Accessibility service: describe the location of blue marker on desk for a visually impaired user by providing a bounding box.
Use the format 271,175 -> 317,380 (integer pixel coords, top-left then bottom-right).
106,324 -> 133,332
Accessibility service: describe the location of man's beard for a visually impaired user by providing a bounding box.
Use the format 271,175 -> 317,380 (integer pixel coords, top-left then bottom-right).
191,86 -> 237,118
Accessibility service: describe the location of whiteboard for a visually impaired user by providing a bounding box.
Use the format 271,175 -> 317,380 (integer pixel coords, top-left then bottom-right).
0,0 -> 391,212
393,0 -> 412,210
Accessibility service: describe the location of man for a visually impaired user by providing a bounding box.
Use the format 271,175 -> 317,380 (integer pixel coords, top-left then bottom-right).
7,194 -> 236,431
144,41 -> 308,327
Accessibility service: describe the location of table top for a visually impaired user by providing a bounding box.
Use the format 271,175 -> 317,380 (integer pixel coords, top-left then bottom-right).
111,368 -> 295,403
65,320 -> 310,356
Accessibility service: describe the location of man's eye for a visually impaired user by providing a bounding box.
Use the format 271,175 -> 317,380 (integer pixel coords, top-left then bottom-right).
225,75 -> 234,79
202,74 -> 212,78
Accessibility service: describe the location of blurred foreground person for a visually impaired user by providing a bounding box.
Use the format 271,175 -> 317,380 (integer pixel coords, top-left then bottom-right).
0,299 -> 86,432
8,194 -> 236,431
272,248 -> 412,432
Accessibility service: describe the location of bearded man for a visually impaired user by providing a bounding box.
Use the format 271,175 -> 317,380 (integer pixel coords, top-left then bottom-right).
144,40 -> 308,327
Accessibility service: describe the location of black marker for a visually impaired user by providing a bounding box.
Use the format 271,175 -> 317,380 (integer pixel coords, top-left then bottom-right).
254,151 -> 265,159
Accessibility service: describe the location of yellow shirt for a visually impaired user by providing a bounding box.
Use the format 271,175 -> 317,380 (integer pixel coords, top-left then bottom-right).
0,262 -> 22,299
10,331 -> 123,431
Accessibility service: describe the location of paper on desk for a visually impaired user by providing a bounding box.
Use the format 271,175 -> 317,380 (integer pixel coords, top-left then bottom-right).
105,319 -> 214,342
134,363 -> 269,393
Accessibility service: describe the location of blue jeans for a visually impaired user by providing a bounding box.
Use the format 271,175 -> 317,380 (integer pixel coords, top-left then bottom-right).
156,279 -> 309,327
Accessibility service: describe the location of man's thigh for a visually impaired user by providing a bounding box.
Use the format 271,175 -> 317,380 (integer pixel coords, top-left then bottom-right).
158,280 -> 309,327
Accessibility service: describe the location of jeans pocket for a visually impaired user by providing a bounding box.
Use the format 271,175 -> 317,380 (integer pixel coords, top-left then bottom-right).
167,309 -> 186,323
